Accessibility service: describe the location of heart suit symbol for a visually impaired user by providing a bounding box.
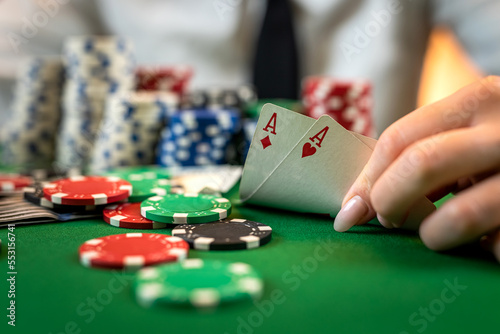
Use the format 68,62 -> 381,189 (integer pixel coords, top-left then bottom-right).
301,142 -> 316,158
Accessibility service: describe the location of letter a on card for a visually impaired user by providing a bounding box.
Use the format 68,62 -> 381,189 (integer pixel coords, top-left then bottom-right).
240,104 -> 317,201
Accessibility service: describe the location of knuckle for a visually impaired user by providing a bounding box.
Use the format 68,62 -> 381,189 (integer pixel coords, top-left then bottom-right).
444,201 -> 481,236
482,76 -> 500,100
376,125 -> 405,161
404,141 -> 439,183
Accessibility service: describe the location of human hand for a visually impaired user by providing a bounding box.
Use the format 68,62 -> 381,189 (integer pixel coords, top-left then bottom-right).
334,76 -> 500,262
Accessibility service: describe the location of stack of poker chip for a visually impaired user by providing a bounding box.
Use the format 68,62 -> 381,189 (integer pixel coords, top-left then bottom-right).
157,109 -> 241,167
1,174 -> 33,195
180,85 -> 257,112
135,65 -> 193,96
302,77 -> 374,136
241,118 -> 258,162
56,36 -> 136,170
1,57 -> 64,169
90,92 -> 179,172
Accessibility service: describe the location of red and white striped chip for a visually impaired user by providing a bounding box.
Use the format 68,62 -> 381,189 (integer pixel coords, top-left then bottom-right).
0,174 -> 32,191
43,176 -> 132,206
79,233 -> 189,269
103,202 -> 168,230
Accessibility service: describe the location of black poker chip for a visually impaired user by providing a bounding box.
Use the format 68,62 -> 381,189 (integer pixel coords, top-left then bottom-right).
23,182 -> 106,213
171,218 -> 272,251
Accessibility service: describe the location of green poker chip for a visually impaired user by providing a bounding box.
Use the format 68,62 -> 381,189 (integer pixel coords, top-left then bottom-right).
102,165 -> 171,180
134,259 -> 263,308
126,178 -> 174,202
102,168 -> 182,203
245,99 -> 303,118
140,193 -> 231,224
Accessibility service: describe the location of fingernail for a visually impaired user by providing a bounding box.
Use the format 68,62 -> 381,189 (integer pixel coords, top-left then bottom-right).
377,214 -> 393,229
334,196 -> 368,232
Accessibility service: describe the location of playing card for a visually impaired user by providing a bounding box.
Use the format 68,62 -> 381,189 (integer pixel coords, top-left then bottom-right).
242,115 -> 372,213
240,104 -> 316,199
351,131 -> 377,150
240,105 -> 435,228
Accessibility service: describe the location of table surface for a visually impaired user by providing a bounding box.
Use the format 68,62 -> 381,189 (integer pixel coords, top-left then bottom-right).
0,188 -> 498,334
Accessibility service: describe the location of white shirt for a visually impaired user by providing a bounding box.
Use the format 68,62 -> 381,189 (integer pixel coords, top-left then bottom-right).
1,0 -> 500,134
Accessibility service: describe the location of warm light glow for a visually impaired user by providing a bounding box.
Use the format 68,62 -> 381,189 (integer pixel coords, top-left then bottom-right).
418,28 -> 481,107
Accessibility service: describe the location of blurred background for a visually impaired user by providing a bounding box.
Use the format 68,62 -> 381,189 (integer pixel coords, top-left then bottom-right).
0,1 -> 491,174
419,27 -> 480,107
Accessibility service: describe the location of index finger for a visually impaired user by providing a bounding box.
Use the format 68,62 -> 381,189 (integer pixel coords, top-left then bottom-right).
333,76 -> 500,232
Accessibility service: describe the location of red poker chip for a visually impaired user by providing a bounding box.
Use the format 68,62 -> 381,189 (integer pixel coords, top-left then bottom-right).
135,65 -> 193,94
79,233 -> 189,270
103,202 -> 168,230
301,76 -> 373,136
43,176 -> 132,206
0,174 -> 33,191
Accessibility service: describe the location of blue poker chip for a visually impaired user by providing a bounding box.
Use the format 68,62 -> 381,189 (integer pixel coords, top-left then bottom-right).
157,108 -> 240,167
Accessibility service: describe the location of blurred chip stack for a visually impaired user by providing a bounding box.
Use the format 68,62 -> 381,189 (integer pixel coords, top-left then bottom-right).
56,36 -> 136,170
1,57 -> 64,169
181,85 -> 257,112
90,92 -> 179,172
135,65 -> 193,96
157,109 -> 241,167
241,118 -> 258,162
302,77 -> 374,137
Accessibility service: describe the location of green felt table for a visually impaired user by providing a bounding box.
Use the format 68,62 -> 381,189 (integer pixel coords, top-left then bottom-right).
0,189 -> 498,334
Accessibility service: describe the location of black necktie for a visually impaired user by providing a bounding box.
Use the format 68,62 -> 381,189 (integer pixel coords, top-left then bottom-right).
252,0 -> 299,99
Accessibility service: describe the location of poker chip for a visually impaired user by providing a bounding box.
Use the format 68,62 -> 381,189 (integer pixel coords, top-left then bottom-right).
43,176 -> 132,206
302,76 -> 373,136
242,118 -> 258,161
79,233 -> 189,270
102,166 -> 171,179
24,182 -> 105,213
135,65 -> 193,95
171,219 -> 273,250
23,167 -> 82,181
57,36 -> 135,168
141,193 -> 231,224
245,99 -> 303,118
180,85 -> 256,110
134,259 -> 263,308
157,108 -> 241,167
90,92 -> 178,172
103,202 -> 168,229
0,174 -> 33,191
1,57 -> 64,169
102,168 -> 180,202
127,178 -> 174,202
